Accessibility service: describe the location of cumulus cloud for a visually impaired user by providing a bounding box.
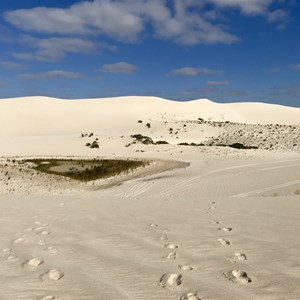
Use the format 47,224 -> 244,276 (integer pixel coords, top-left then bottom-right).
19,70 -> 83,80
101,62 -> 138,74
4,0 -> 238,45
169,67 -> 224,76
206,80 -> 229,86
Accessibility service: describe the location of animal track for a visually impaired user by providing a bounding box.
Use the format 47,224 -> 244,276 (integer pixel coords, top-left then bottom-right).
22,258 -> 44,269
180,292 -> 201,300
224,270 -> 251,284
178,264 -> 194,271
218,238 -> 231,246
158,273 -> 182,289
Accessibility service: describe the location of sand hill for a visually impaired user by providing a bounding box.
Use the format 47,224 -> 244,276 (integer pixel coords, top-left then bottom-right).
0,96 -> 300,300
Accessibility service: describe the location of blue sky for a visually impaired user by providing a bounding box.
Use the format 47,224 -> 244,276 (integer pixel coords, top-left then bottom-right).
0,0 -> 299,106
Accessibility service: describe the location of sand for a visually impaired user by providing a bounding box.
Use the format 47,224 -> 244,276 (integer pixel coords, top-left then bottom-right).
0,96 -> 300,300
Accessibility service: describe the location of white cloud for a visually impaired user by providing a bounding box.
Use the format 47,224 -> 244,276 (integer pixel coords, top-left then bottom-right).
101,62 -> 138,74
270,67 -> 281,72
292,64 -> 300,71
13,35 -> 116,62
19,70 -> 83,80
4,0 -> 238,45
0,61 -> 24,70
201,68 -> 224,75
169,67 -> 199,76
0,79 -> 9,87
267,9 -> 289,23
169,67 -> 224,76
206,80 -> 229,86
206,0 -> 274,15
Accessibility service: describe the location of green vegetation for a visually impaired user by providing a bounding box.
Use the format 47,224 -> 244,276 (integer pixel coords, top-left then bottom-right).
25,158 -> 147,182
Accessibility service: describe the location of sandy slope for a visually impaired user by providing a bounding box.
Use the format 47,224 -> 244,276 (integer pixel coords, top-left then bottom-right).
0,96 -> 300,300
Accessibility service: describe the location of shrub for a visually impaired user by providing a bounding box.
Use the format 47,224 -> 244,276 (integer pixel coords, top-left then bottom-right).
155,140 -> 169,145
229,143 -> 258,150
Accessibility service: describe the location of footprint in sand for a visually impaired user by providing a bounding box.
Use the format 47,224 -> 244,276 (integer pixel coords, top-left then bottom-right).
180,292 -> 202,300
162,252 -> 177,260
164,243 -> 178,249
4,255 -> 18,263
13,237 -> 26,244
48,246 -> 59,254
229,253 -> 247,263
22,258 -> 44,270
40,269 -> 64,281
211,220 -> 221,225
38,240 -> 46,246
224,270 -> 251,284
218,227 -> 233,232
159,273 -> 182,289
178,264 -> 194,271
218,238 -> 231,246
35,227 -> 51,236
2,248 -> 12,254
160,235 -> 168,241
42,296 -> 55,300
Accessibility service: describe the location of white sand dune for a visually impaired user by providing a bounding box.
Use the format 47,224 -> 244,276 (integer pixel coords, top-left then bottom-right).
0,96 -> 300,137
0,96 -> 300,299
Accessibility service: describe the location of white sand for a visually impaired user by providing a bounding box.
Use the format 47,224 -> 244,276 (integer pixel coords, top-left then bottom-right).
0,96 -> 300,299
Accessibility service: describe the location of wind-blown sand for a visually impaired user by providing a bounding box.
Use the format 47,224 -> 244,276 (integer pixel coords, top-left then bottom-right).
0,96 -> 300,299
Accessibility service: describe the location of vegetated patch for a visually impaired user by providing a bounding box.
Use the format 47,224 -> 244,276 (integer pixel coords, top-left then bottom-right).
155,140 -> 169,145
86,140 -> 99,148
229,143 -> 258,150
25,158 -> 147,182
131,134 -> 169,145
178,142 -> 204,146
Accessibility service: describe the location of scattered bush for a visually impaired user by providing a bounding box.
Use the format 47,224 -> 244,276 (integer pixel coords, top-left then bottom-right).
155,140 -> 169,145
229,143 -> 258,150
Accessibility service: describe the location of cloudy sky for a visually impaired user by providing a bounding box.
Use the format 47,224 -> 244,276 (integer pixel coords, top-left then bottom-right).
0,0 -> 299,106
